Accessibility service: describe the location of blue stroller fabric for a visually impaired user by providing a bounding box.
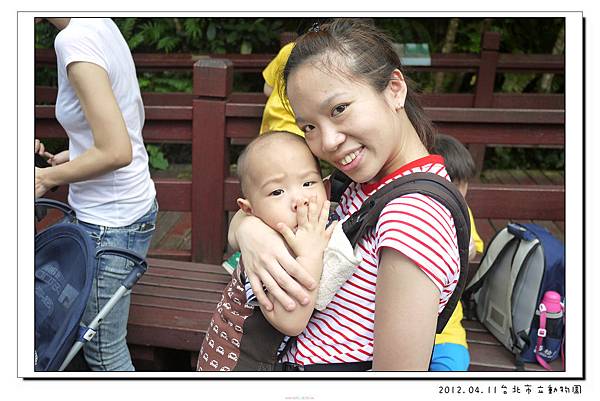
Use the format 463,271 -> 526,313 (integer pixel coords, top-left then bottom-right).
35,220 -> 97,371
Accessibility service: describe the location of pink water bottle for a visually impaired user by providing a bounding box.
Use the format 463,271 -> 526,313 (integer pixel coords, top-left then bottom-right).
541,291 -> 562,314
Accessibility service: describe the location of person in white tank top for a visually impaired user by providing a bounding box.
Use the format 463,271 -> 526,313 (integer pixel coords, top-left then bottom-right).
35,18 -> 157,371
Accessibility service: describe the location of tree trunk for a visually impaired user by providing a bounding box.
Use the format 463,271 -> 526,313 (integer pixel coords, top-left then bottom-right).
539,23 -> 565,93
433,18 -> 460,92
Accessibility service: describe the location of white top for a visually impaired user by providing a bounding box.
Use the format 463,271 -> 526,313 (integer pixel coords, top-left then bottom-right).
54,18 -> 155,227
279,155 -> 460,365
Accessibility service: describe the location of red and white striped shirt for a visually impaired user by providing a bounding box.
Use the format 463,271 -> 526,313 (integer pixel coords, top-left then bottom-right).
279,155 -> 460,365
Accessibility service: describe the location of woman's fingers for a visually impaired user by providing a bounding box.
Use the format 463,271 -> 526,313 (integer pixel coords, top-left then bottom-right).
275,251 -> 317,292
259,269 -> 297,311
276,223 -> 295,245
34,139 -> 44,155
246,271 -> 273,311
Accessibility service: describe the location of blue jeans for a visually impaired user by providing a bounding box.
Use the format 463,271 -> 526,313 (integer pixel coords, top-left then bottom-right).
77,199 -> 158,371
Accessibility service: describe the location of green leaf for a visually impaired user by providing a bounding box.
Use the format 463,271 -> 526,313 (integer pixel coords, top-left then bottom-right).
240,40 -> 252,55
207,23 -> 216,41
146,144 -> 169,170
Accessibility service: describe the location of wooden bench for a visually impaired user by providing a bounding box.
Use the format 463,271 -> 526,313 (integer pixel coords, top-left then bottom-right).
34,31 -> 565,371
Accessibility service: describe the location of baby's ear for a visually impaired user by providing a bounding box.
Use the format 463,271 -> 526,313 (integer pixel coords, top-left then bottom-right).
237,198 -> 253,215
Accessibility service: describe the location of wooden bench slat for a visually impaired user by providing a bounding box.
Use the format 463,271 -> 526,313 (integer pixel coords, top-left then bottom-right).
132,284 -> 221,303
144,267 -> 230,284
131,294 -> 218,313
147,257 -> 227,274
139,275 -> 228,293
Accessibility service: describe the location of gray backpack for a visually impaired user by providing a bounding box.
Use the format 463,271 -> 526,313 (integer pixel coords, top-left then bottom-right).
463,223 -> 565,369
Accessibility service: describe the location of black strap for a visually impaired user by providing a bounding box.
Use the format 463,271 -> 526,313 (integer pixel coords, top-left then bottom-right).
275,361 -> 372,371
334,171 -> 471,334
329,169 -> 353,202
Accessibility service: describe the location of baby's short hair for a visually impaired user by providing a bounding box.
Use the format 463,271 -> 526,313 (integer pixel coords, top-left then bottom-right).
236,131 -> 320,197
432,134 -> 476,183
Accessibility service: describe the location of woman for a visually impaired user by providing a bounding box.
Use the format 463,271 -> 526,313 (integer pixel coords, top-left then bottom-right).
228,18 -> 460,370
35,18 -> 156,371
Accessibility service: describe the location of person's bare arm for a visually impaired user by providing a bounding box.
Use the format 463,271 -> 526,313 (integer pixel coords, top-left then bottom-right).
259,198 -> 334,336
372,248 -> 440,370
263,82 -> 273,97
228,209 -> 317,311
35,61 -> 132,197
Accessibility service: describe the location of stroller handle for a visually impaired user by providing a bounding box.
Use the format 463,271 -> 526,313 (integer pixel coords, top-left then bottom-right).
35,198 -> 76,223
96,247 -> 148,289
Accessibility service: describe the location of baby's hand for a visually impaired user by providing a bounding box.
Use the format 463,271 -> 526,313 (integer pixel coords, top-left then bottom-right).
277,196 -> 335,261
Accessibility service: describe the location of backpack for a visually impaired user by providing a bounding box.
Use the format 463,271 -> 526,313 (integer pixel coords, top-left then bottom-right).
463,223 -> 565,370
197,170 -> 470,371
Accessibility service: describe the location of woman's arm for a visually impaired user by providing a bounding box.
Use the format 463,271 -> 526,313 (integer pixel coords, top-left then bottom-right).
228,209 -> 317,311
372,248 -> 440,371
35,61 -> 132,197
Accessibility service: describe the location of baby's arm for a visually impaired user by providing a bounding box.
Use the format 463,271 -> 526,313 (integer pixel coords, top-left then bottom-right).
259,197 -> 334,336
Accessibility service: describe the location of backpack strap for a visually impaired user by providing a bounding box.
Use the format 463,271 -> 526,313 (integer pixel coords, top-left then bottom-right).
339,172 -> 471,334
329,169 -> 353,203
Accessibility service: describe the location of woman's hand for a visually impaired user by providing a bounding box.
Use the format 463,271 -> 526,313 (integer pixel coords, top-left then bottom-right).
235,212 -> 317,312
35,139 -> 54,160
35,167 -> 54,198
47,150 -> 69,166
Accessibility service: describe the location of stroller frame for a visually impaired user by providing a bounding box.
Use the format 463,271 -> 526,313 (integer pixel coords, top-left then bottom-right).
35,198 -> 148,372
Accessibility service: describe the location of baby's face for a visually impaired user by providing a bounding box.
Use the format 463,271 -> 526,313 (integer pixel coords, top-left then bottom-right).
245,139 -> 327,232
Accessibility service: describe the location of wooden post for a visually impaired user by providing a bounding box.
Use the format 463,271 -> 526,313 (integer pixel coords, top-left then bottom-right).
471,31 -> 501,180
192,58 -> 233,264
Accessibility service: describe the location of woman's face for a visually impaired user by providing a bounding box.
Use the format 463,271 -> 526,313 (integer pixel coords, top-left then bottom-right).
287,61 -> 407,184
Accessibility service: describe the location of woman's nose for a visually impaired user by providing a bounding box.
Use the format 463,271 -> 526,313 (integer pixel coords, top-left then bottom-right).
321,125 -> 345,153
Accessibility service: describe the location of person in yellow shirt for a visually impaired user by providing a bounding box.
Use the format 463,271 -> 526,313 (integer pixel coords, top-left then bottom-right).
431,133 -> 484,371
260,42 -> 304,137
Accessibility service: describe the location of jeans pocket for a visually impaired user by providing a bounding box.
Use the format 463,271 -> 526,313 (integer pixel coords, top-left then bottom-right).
129,215 -> 157,258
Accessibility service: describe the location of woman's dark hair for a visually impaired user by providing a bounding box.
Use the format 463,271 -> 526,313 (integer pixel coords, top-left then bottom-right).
281,18 -> 436,151
432,134 -> 476,183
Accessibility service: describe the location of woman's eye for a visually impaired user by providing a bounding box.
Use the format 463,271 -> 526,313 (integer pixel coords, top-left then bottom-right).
303,181 -> 316,187
269,189 -> 284,196
332,104 -> 348,117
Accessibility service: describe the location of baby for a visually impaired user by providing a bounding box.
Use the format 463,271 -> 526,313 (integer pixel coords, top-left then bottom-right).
197,131 -> 358,371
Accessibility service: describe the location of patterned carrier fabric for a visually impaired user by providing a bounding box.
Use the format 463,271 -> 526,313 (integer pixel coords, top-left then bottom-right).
196,267 -> 254,371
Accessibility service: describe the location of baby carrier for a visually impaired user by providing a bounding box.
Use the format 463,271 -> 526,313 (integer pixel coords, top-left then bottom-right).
35,198 -> 148,371
463,223 -> 565,370
197,170 -> 471,371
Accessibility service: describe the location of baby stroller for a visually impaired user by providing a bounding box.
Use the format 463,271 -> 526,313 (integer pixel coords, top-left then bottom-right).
35,198 -> 148,371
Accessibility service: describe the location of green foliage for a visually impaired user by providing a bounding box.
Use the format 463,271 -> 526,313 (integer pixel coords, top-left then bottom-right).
35,17 -> 566,172
146,144 -> 169,170
138,71 -> 192,93
500,72 -> 538,93
484,147 -> 564,170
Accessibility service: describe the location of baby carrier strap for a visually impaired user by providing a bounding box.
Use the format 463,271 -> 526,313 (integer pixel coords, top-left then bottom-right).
330,170 -> 471,334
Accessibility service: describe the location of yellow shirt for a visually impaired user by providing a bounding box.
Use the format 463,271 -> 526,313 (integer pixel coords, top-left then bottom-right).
434,206 -> 482,347
260,43 -> 304,137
